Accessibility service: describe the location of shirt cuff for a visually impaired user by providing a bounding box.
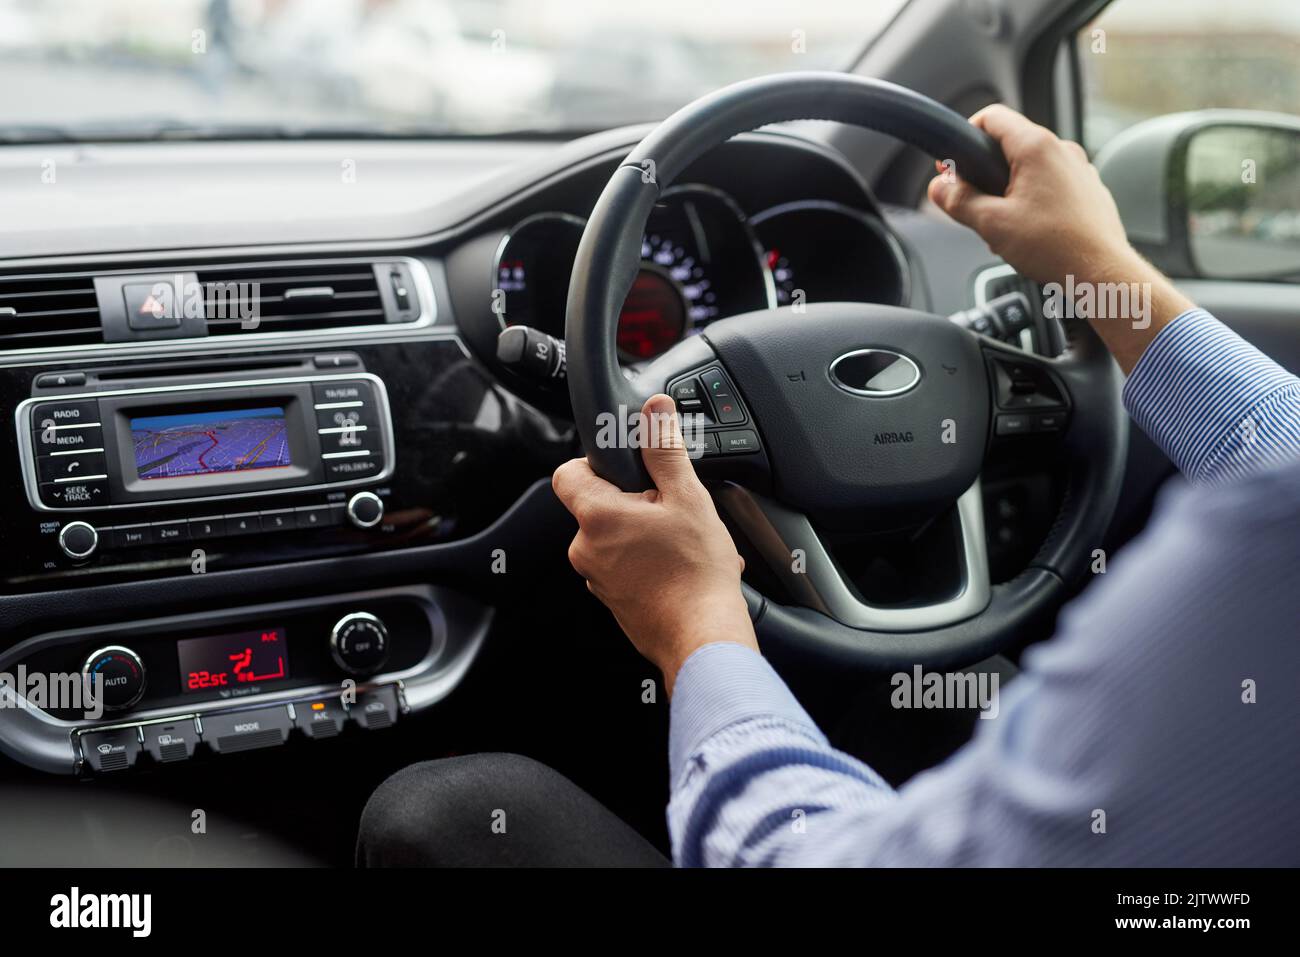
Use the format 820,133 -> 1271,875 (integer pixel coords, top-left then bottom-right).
668,642 -> 823,785
1123,308 -> 1299,482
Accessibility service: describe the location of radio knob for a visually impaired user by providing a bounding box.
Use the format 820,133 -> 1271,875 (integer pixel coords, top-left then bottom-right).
82,646 -> 147,712
346,491 -> 384,529
330,612 -> 390,676
58,521 -> 99,560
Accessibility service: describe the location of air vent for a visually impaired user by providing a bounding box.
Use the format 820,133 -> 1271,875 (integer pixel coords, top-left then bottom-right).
0,273 -> 102,349
194,261 -> 402,336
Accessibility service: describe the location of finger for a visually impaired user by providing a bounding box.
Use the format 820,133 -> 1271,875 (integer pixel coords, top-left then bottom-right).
970,103 -> 1041,148
639,394 -> 701,497
552,457 -> 624,522
928,173 -> 1002,233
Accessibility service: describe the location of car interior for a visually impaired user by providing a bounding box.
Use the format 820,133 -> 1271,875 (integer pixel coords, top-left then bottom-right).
1,0 -> 1297,868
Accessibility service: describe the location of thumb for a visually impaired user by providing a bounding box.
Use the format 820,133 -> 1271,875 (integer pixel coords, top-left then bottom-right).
927,161 -> 1003,235
639,394 -> 699,495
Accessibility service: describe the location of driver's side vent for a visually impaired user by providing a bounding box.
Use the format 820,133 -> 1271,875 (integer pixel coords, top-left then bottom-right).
195,261 -> 417,336
0,273 -> 102,349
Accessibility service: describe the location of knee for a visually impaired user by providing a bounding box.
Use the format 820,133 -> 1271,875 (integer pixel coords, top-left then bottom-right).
356,753 -> 551,867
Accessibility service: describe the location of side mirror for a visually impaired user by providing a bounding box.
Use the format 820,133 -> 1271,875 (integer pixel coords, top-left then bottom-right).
1096,111 -> 1300,282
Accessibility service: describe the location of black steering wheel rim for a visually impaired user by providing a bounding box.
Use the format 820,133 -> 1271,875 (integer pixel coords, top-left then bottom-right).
565,72 -> 1126,669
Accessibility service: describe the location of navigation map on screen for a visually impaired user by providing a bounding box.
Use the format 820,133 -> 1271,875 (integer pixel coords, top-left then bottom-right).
131,407 -> 291,480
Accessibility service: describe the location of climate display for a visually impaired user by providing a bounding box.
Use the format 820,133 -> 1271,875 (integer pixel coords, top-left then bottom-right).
132,406 -> 291,480
177,626 -> 290,694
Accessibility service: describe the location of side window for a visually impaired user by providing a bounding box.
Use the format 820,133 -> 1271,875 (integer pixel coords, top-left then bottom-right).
1077,1 -> 1300,155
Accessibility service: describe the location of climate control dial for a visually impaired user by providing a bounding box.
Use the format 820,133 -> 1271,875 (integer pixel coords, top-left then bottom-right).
330,612 -> 390,676
81,646 -> 147,712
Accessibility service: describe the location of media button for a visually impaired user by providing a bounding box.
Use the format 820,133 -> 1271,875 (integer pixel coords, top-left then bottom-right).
38,450 -> 107,483
152,520 -> 189,543
188,516 -> 226,539
224,512 -> 262,535
316,405 -> 380,431
259,509 -> 294,531
40,478 -> 109,508
33,424 -> 103,453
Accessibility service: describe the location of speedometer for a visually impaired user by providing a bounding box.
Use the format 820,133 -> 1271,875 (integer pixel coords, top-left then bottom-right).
615,185 -> 773,360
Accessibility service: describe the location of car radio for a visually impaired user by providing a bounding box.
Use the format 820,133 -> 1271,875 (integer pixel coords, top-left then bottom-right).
17,372 -> 394,512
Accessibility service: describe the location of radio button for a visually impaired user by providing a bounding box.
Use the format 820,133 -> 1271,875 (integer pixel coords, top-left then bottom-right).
152,521 -> 189,543
294,505 -> 336,529
313,381 -> 373,405
225,512 -> 262,535
38,450 -> 107,483
33,424 -> 103,453
110,524 -> 153,548
40,478 -> 109,508
259,509 -> 294,531
188,516 -> 226,539
30,399 -> 99,429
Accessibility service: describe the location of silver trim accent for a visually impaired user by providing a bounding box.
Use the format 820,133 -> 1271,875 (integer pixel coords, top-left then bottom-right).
16,372 -> 395,512
828,348 -> 921,397
329,611 -> 390,675
58,520 -> 99,559
749,199 -> 913,308
346,491 -> 384,529
718,481 -> 991,632
0,256 -> 436,359
973,263 -> 1019,309
81,644 -> 146,712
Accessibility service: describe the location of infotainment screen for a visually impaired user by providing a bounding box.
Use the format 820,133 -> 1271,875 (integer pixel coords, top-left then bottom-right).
131,406 -> 291,480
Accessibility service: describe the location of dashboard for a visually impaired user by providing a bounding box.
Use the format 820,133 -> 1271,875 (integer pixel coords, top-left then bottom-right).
492,185 -> 909,362
0,128 -> 923,777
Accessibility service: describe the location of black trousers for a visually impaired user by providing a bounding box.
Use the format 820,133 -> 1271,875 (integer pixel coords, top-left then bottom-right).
356,753 -> 670,867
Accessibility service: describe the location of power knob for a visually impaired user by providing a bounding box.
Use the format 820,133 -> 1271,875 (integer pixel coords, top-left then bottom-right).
82,646 -> 147,712
346,491 -> 384,529
330,612 -> 390,676
58,521 -> 99,560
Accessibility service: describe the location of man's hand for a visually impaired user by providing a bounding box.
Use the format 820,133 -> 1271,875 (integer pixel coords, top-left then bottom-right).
927,104 -> 1195,373
552,394 -> 758,694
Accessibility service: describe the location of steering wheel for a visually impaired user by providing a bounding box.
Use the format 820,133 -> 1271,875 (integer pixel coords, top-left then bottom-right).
566,73 -> 1126,670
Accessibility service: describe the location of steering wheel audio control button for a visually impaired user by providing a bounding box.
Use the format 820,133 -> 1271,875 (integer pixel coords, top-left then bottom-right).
346,491 -> 384,529
58,521 -> 99,560
331,612 -> 390,676
81,645 -> 147,712
717,430 -> 761,454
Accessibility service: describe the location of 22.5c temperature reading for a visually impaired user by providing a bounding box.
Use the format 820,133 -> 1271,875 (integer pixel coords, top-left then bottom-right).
177,626 -> 291,695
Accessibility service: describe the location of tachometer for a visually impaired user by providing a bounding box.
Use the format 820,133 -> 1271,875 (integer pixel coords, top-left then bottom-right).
492,212 -> 585,339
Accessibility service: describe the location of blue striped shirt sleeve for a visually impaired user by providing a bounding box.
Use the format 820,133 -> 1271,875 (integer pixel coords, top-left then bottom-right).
666,306 -> 1300,867
1123,308 -> 1300,483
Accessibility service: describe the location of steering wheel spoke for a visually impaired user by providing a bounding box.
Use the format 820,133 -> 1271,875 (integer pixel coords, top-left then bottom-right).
980,339 -> 1075,445
717,481 -> 990,631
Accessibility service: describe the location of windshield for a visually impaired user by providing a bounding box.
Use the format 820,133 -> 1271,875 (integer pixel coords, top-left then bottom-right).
0,0 -> 909,140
